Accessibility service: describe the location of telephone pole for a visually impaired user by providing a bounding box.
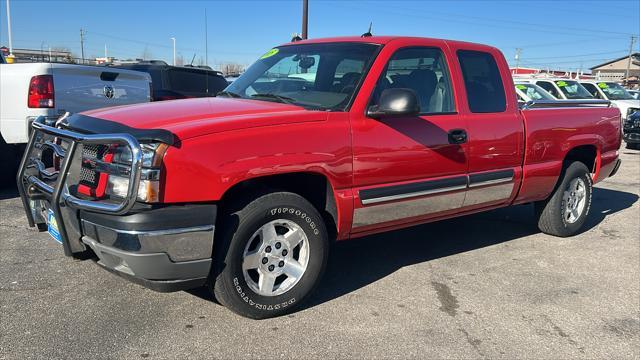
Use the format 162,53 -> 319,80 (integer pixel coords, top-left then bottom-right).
80,28 -> 85,63
625,35 -> 637,85
302,0 -> 308,39
515,48 -> 522,72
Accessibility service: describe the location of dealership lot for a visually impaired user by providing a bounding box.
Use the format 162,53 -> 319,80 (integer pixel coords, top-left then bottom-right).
0,149 -> 638,359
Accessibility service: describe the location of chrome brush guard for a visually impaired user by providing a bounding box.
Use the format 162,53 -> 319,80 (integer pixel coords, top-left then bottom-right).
16,115 -> 143,256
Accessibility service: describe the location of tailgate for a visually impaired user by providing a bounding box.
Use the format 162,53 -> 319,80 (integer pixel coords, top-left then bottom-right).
51,64 -> 151,113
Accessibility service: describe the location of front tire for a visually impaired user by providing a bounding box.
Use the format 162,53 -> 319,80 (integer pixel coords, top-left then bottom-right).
211,192 -> 329,319
535,162 -> 593,237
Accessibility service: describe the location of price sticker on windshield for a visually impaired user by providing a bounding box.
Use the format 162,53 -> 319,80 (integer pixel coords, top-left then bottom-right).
556,81 -> 568,87
260,48 -> 279,59
597,82 -> 609,89
516,85 -> 527,90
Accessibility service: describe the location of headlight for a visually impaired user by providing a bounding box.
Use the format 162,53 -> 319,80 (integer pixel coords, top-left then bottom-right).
104,142 -> 167,203
111,143 -> 166,167
106,175 -> 160,202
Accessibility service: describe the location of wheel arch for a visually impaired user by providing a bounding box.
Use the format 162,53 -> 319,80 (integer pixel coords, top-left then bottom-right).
217,171 -> 340,241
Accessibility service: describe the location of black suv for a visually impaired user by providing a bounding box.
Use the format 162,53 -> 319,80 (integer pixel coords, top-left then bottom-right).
117,61 -> 228,101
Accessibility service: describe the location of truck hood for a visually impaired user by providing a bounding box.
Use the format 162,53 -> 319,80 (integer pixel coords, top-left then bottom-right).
78,97 -> 327,141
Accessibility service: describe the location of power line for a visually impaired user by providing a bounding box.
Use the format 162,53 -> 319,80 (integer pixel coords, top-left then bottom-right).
333,3 -> 634,40
523,50 -> 628,60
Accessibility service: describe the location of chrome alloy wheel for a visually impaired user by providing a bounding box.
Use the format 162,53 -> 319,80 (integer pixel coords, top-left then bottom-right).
242,219 -> 310,297
563,178 -> 587,224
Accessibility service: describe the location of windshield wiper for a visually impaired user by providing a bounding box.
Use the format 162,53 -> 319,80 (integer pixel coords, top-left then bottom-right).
217,90 -> 242,98
250,93 -> 296,104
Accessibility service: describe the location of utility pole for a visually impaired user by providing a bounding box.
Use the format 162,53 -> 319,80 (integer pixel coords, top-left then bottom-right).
302,0 -> 308,39
515,48 -> 522,73
80,28 -> 85,63
6,0 -> 13,56
625,35 -> 637,85
170,37 -> 176,66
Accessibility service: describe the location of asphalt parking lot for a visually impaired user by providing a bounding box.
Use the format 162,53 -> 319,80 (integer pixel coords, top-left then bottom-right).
1,150 -> 638,359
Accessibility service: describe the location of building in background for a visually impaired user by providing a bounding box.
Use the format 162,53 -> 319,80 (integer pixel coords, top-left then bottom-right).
590,53 -> 640,86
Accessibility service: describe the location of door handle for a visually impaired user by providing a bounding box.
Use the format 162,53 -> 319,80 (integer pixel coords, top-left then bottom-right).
448,129 -> 467,144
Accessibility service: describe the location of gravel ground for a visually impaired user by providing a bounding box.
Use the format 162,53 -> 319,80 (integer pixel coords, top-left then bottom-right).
1,150 -> 638,359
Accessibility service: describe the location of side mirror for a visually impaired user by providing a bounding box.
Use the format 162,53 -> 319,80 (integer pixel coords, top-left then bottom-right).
367,88 -> 420,119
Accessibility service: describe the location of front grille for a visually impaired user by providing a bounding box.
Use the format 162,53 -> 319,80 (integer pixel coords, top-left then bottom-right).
79,145 -> 108,188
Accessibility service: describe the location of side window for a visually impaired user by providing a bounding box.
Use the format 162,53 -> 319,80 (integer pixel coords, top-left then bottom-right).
457,50 -> 506,113
581,83 -> 602,98
372,47 -> 455,113
167,69 -> 206,93
536,81 -> 560,98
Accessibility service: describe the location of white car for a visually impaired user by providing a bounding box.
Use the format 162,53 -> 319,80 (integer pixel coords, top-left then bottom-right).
579,81 -> 640,120
514,82 -> 556,103
0,61 -> 152,184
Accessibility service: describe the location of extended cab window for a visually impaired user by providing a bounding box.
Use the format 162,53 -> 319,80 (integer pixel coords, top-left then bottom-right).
580,83 -> 604,99
457,50 -> 506,113
371,47 -> 455,114
536,81 -> 561,98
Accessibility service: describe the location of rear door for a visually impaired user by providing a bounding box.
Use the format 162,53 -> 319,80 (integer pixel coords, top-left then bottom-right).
452,47 -> 523,209
51,64 -> 151,114
350,40 -> 469,232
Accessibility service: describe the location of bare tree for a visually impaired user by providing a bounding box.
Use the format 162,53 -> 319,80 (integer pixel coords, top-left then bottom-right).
50,46 -> 76,63
175,53 -> 185,66
219,62 -> 245,76
141,46 -> 153,60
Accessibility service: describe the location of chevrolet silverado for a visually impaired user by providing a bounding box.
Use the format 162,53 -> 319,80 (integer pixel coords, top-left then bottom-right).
17,36 -> 622,319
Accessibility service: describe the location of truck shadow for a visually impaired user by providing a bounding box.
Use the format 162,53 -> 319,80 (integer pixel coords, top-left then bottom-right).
302,187 -> 638,311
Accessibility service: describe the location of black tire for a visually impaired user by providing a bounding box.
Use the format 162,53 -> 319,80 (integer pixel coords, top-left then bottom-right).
535,162 -> 593,237
211,191 -> 329,319
0,137 -> 18,187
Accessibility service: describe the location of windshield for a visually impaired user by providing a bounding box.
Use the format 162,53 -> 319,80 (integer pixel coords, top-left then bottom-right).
598,82 -> 635,100
554,80 -> 594,99
224,43 -> 380,110
515,83 -> 555,101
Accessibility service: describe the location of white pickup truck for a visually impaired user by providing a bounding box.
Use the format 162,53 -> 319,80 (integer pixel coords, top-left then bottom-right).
0,56 -> 152,184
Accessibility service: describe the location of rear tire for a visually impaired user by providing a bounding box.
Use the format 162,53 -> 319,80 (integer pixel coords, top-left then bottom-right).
535,162 -> 592,237
211,191 -> 329,319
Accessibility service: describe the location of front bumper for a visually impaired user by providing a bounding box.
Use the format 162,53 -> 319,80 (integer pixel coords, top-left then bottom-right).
17,116 -> 214,292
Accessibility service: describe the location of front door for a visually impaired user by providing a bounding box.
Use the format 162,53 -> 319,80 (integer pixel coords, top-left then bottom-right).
350,45 -> 469,232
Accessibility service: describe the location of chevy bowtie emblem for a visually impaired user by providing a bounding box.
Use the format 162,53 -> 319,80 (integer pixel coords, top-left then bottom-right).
103,85 -> 115,99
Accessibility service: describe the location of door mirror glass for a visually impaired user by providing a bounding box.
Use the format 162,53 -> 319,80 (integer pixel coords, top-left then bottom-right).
367,88 -> 420,118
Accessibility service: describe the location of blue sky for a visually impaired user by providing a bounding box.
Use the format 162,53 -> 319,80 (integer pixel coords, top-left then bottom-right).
1,0 -> 639,72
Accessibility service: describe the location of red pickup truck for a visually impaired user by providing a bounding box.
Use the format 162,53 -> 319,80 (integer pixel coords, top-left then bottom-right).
18,36 -> 622,319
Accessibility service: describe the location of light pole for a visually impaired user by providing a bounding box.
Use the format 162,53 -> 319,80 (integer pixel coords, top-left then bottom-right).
6,0 -> 14,57
170,37 -> 176,66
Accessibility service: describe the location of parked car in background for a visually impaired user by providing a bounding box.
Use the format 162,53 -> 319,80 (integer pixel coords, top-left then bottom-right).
0,61 -> 152,184
18,36 -> 621,319
514,82 -> 556,103
116,61 -> 228,101
579,81 -> 639,121
628,89 -> 640,100
516,77 -> 595,100
622,109 -> 640,149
